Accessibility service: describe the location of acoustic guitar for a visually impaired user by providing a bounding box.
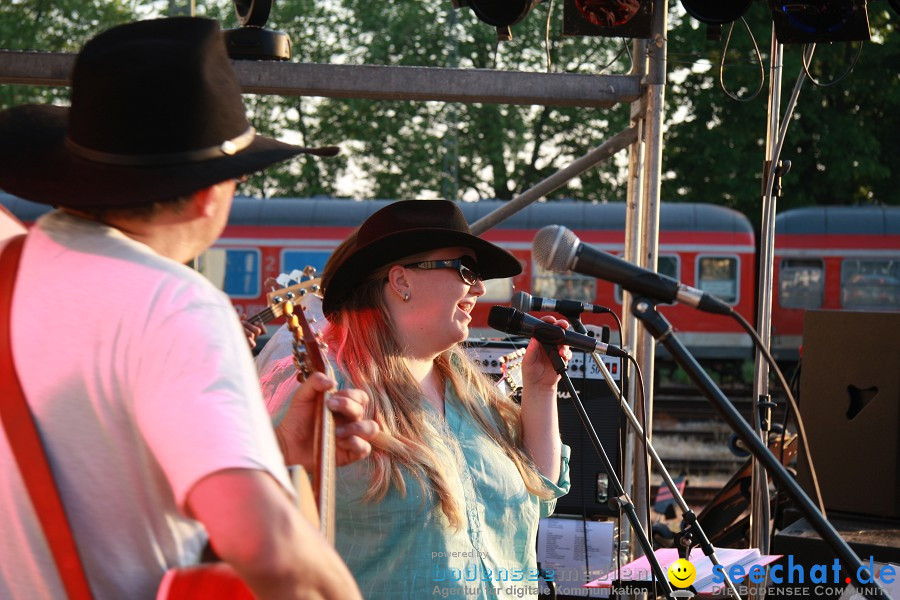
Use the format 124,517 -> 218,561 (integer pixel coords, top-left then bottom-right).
157,277 -> 333,599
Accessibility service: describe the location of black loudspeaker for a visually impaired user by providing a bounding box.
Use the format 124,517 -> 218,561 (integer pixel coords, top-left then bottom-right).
797,310 -> 900,519
555,349 -> 625,517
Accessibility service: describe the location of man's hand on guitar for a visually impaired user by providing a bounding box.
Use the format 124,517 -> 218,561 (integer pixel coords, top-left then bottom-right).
276,372 -> 380,469
241,320 -> 266,349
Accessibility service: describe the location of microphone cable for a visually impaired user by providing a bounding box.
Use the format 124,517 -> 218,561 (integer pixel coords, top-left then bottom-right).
727,308 -> 826,517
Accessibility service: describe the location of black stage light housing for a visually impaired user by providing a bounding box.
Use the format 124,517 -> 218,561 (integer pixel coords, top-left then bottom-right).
224,0 -> 291,60
234,0 -> 272,27
453,0 -> 543,40
680,0 -> 754,25
770,0 -> 871,44
563,0 -> 654,38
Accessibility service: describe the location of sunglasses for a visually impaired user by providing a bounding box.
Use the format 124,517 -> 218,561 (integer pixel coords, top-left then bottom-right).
402,256 -> 481,286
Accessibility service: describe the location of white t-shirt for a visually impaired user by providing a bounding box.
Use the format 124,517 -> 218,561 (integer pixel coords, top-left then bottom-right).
0,211 -> 293,599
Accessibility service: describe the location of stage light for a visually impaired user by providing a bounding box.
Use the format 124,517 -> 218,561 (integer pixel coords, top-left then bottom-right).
234,0 -> 271,26
453,0 -> 543,40
769,0 -> 871,44
223,0 -> 291,61
680,0 -> 753,25
562,0 -> 654,38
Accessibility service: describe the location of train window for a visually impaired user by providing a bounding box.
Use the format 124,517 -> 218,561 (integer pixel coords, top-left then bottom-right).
196,248 -> 261,298
614,254 -> 680,304
281,250 -> 331,279
840,259 -> 900,309
696,255 -> 739,304
482,277 -> 514,303
531,262 -> 596,303
779,259 -> 824,309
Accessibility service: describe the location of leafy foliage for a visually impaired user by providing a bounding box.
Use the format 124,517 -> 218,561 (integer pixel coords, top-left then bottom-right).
664,2 -> 900,226
1,0 -> 899,217
0,0 -> 139,107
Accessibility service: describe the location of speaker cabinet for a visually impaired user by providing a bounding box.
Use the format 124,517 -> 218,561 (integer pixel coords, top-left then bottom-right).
555,350 -> 625,517
797,310 -> 900,519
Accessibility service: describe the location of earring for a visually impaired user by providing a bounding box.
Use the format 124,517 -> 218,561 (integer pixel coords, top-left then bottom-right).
403,292 -> 410,302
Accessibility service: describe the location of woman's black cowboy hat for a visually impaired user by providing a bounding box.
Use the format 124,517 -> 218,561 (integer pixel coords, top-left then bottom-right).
0,17 -> 338,208
322,199 -> 522,316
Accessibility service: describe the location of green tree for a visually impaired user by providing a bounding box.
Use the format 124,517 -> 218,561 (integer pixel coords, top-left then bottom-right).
0,0 -> 139,107
3,0 -> 899,213
202,0 -> 636,200
663,2 -> 900,226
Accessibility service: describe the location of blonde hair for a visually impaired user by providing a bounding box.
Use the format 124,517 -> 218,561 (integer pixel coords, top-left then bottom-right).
323,273 -> 553,528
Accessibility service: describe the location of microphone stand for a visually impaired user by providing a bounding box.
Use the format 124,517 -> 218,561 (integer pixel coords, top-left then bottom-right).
630,298 -> 891,600
563,314 -> 744,600
539,339 -> 674,598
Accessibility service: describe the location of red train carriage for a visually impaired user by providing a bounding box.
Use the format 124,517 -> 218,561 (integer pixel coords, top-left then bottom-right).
772,205 -> 900,360
0,193 -> 773,360
205,198 -> 757,360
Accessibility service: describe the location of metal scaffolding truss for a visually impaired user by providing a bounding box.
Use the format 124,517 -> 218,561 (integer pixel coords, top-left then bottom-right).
0,50 -> 641,108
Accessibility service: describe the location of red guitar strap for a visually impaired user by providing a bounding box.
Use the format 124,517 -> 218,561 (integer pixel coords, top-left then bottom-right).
0,234 -> 94,599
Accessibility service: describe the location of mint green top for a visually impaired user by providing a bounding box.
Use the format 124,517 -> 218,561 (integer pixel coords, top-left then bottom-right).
333,379 -> 571,600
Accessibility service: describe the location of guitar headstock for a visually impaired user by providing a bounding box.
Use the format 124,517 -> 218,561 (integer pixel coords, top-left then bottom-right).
282,294 -> 332,383
248,268 -> 322,326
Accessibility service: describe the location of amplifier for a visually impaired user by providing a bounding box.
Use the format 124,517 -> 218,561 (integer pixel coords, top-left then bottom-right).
465,338 -> 625,518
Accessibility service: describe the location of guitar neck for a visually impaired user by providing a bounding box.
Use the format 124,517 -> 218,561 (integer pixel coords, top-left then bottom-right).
281,293 -> 336,544
314,397 -> 336,543
245,306 -> 279,327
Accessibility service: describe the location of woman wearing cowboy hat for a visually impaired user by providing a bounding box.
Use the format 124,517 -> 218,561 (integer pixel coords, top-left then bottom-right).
314,199 -> 572,599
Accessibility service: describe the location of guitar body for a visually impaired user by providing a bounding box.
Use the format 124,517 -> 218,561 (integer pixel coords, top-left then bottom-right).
157,563 -> 255,600
155,468 -> 320,600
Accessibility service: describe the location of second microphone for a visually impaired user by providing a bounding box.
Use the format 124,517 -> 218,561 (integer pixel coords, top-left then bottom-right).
488,306 -> 629,358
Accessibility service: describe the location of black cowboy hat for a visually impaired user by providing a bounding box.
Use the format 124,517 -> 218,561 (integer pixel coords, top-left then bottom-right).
0,17 -> 338,208
322,199 -> 522,315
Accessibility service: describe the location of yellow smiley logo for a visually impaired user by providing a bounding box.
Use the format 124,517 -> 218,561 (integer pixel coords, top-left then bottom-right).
667,558 -> 697,589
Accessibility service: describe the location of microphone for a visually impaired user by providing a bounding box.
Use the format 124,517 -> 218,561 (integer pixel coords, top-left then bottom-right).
532,225 -> 732,315
488,306 -> 629,358
511,290 -> 611,316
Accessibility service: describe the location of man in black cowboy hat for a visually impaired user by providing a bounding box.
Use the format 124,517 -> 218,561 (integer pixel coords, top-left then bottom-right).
0,17 -> 376,599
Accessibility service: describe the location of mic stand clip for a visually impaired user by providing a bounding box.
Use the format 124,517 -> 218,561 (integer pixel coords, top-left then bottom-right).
537,341 -> 674,599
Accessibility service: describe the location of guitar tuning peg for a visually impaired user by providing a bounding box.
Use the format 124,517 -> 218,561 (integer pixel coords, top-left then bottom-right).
285,291 -> 296,300
310,284 -> 321,293
276,274 -> 293,288
272,295 -> 283,304
302,265 -> 317,279
264,277 -> 280,291
289,269 -> 306,282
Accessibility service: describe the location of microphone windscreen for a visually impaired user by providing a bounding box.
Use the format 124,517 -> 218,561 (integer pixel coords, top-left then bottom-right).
488,305 -> 518,334
532,225 -> 579,272
510,291 -> 531,313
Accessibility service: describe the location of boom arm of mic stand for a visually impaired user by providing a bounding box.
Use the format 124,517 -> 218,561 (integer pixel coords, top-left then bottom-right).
586,350 -> 744,600
537,341 -> 674,598
630,298 -> 891,600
